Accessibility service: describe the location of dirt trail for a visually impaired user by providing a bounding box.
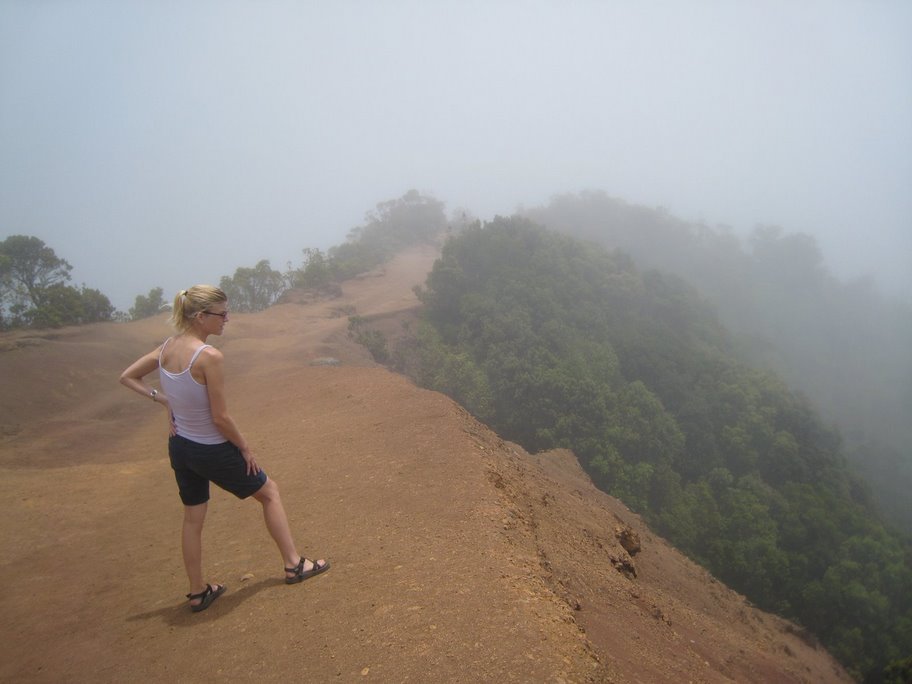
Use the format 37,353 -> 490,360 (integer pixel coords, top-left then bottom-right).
0,244 -> 850,682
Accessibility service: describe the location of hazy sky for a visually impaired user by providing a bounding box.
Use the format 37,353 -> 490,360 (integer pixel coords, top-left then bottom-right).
1,1 -> 910,310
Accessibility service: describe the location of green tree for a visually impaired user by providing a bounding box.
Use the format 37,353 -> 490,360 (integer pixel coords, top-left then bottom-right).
748,225 -> 826,290
294,248 -> 335,291
0,252 -> 13,328
609,381 -> 684,466
27,284 -> 79,327
0,235 -> 73,316
219,259 -> 286,312
78,286 -> 116,323
347,315 -> 389,363
401,321 -> 494,420
352,189 -> 447,252
0,236 -> 113,328
16,284 -> 113,328
884,656 -> 912,684
129,287 -> 166,320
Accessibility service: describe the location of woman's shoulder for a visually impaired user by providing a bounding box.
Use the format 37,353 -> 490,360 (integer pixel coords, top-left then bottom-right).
161,336 -> 221,369
196,344 -> 224,363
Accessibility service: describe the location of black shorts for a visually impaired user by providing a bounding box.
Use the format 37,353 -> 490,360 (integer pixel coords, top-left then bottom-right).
168,435 -> 267,506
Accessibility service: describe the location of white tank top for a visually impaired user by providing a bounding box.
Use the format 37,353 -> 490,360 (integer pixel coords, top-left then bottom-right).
159,338 -> 226,445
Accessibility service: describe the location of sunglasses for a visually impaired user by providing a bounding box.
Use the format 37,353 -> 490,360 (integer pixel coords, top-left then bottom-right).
202,310 -> 229,319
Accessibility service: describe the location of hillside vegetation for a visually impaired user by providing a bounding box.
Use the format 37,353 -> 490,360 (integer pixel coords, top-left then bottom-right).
525,191 -> 912,534
385,218 -> 911,681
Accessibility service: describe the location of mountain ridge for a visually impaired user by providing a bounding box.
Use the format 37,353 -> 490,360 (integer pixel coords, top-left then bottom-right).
0,244 -> 850,682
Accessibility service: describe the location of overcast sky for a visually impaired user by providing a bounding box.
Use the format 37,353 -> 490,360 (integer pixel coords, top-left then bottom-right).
1,1 -> 910,311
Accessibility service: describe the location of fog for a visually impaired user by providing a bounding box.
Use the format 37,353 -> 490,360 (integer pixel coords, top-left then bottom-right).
1,1 -> 910,311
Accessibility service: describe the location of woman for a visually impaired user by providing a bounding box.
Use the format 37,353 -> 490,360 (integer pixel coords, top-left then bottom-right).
120,285 -> 329,612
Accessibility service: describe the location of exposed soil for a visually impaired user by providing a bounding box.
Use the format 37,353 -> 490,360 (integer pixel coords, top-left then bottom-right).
0,243 -> 852,682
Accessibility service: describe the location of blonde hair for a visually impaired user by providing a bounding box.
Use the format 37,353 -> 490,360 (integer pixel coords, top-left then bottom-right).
169,285 -> 227,332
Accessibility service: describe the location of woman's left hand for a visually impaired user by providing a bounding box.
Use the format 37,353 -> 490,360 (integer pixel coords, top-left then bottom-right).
240,447 -> 260,476
157,396 -> 177,436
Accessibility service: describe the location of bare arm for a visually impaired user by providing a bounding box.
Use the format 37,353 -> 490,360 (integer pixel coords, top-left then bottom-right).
198,347 -> 260,475
120,346 -> 175,434
119,347 -> 163,399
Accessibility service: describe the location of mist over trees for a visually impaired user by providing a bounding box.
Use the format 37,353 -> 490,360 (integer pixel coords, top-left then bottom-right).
293,190 -> 447,293
524,192 -> 912,534
391,218 -> 909,680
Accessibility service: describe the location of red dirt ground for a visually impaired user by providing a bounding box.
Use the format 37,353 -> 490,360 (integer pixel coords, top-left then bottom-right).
0,244 -> 851,682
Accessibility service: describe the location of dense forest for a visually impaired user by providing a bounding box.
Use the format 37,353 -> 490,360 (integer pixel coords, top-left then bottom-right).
383,218 -> 910,682
524,192 -> 912,535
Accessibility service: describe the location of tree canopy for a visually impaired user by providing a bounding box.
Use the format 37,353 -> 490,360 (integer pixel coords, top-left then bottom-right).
525,191 -> 912,534
219,260 -> 286,313
129,287 -> 166,321
0,235 -> 113,328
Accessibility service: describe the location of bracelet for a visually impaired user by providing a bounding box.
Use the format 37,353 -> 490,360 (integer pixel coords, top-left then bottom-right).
150,389 -> 158,402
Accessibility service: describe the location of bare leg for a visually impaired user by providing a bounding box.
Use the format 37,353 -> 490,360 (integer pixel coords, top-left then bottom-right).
182,503 -> 219,604
252,478 -> 299,568
251,477 -> 325,577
